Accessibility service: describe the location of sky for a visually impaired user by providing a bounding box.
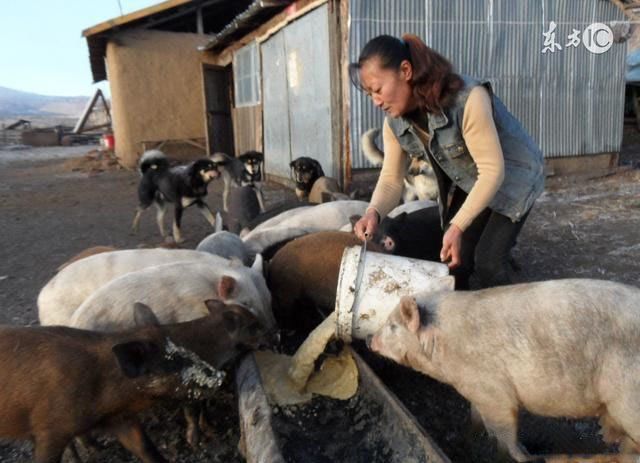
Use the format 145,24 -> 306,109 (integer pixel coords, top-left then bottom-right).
0,0 -> 160,97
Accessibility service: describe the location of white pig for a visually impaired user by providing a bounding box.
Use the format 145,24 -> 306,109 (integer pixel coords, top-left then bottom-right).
242,200 -> 368,253
39,249 -> 231,326
69,258 -> 274,331
369,279 -> 640,461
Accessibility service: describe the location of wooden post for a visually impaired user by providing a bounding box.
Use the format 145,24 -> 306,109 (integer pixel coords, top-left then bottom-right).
340,0 -> 352,191
633,86 -> 640,132
196,6 -> 203,34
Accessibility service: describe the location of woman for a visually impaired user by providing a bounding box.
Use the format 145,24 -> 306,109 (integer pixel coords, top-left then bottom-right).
351,34 -> 544,289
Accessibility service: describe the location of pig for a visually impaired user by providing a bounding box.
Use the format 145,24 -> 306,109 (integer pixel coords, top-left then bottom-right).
268,231 -> 383,332
375,206 -> 442,260
55,245 -> 118,271
68,266 -> 274,448
196,213 -> 252,265
38,248 -> 231,326
387,199 -> 438,218
243,200 -> 369,254
243,201 -> 311,232
369,279 -> 640,461
0,299 -> 268,463
69,259 -> 274,332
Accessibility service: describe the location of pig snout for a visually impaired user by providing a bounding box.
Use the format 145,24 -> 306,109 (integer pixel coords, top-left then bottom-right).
258,328 -> 280,350
163,339 -> 226,401
367,334 -> 380,352
382,236 -> 396,252
235,327 -> 279,353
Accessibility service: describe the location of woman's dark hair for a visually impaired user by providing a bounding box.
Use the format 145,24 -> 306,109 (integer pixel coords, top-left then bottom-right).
349,34 -> 464,113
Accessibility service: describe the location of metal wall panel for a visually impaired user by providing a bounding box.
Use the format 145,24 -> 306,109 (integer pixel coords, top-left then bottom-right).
349,0 -> 625,167
284,4 -> 334,177
262,31 -> 291,177
261,4 -> 333,178
349,0 -> 426,169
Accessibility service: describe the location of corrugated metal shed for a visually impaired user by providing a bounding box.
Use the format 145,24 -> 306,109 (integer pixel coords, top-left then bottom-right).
349,0 -> 626,168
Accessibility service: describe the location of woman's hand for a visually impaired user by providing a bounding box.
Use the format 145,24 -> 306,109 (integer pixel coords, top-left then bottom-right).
354,209 -> 380,241
440,224 -> 463,268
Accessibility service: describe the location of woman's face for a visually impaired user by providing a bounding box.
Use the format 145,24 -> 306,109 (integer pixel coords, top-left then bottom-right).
359,58 -> 416,118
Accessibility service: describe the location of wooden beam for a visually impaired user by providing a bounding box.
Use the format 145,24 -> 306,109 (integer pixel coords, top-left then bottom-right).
197,6 -> 204,33
327,0 -> 343,184
340,0 -> 352,188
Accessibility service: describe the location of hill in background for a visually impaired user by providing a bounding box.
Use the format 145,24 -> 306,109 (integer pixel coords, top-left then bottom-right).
0,86 -> 89,126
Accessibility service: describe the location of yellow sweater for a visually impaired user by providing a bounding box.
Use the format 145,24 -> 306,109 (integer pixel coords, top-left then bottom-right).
368,86 -> 505,231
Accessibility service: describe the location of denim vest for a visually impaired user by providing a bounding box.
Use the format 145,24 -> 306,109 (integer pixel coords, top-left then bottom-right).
386,75 -> 545,222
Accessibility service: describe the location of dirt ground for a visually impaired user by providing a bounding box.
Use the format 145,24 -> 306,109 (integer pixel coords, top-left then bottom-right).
0,147 -> 294,463
1,129 -> 640,462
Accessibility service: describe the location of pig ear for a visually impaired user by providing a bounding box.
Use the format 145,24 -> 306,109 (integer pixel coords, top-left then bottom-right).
399,297 -> 420,333
112,340 -> 160,378
204,298 -> 225,314
251,254 -> 263,273
217,275 -> 236,300
222,310 -> 242,334
133,302 -> 159,327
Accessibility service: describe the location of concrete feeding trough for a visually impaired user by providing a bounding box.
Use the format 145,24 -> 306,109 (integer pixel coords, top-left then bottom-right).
236,350 -> 449,463
235,246 -> 638,462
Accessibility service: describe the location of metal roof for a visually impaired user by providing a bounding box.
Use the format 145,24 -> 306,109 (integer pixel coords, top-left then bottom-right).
198,0 -> 294,52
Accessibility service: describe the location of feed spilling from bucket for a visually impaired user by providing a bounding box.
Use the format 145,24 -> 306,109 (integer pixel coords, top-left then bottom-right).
256,245 -> 455,405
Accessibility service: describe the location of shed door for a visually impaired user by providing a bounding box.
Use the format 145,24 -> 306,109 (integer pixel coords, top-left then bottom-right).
203,65 -> 235,155
262,4 -> 333,178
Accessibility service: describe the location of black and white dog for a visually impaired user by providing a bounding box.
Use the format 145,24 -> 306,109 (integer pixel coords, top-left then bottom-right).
361,128 -> 438,202
131,150 -> 219,243
210,151 -> 265,213
289,156 -> 325,201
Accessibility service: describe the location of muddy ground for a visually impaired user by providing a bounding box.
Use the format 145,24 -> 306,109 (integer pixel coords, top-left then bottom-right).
1,130 -> 639,462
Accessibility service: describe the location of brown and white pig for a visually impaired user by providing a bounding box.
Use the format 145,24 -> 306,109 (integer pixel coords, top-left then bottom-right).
67,261 -> 274,446
0,299 -> 269,463
369,279 -> 640,461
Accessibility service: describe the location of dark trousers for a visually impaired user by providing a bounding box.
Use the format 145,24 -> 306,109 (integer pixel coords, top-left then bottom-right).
445,188 -> 530,290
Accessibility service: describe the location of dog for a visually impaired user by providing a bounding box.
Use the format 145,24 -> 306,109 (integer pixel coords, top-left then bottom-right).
211,151 -> 265,213
289,156 -> 325,201
131,150 -> 218,243
361,128 -> 438,202
308,176 -> 351,203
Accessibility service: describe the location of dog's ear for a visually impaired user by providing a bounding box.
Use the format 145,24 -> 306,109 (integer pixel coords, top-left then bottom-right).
313,160 -> 325,177
396,212 -> 408,222
289,159 -> 298,168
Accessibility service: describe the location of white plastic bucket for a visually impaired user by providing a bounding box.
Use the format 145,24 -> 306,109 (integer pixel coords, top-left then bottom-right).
335,246 -> 455,341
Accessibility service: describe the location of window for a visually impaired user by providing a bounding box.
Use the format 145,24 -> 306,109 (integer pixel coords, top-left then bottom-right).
233,41 -> 261,107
